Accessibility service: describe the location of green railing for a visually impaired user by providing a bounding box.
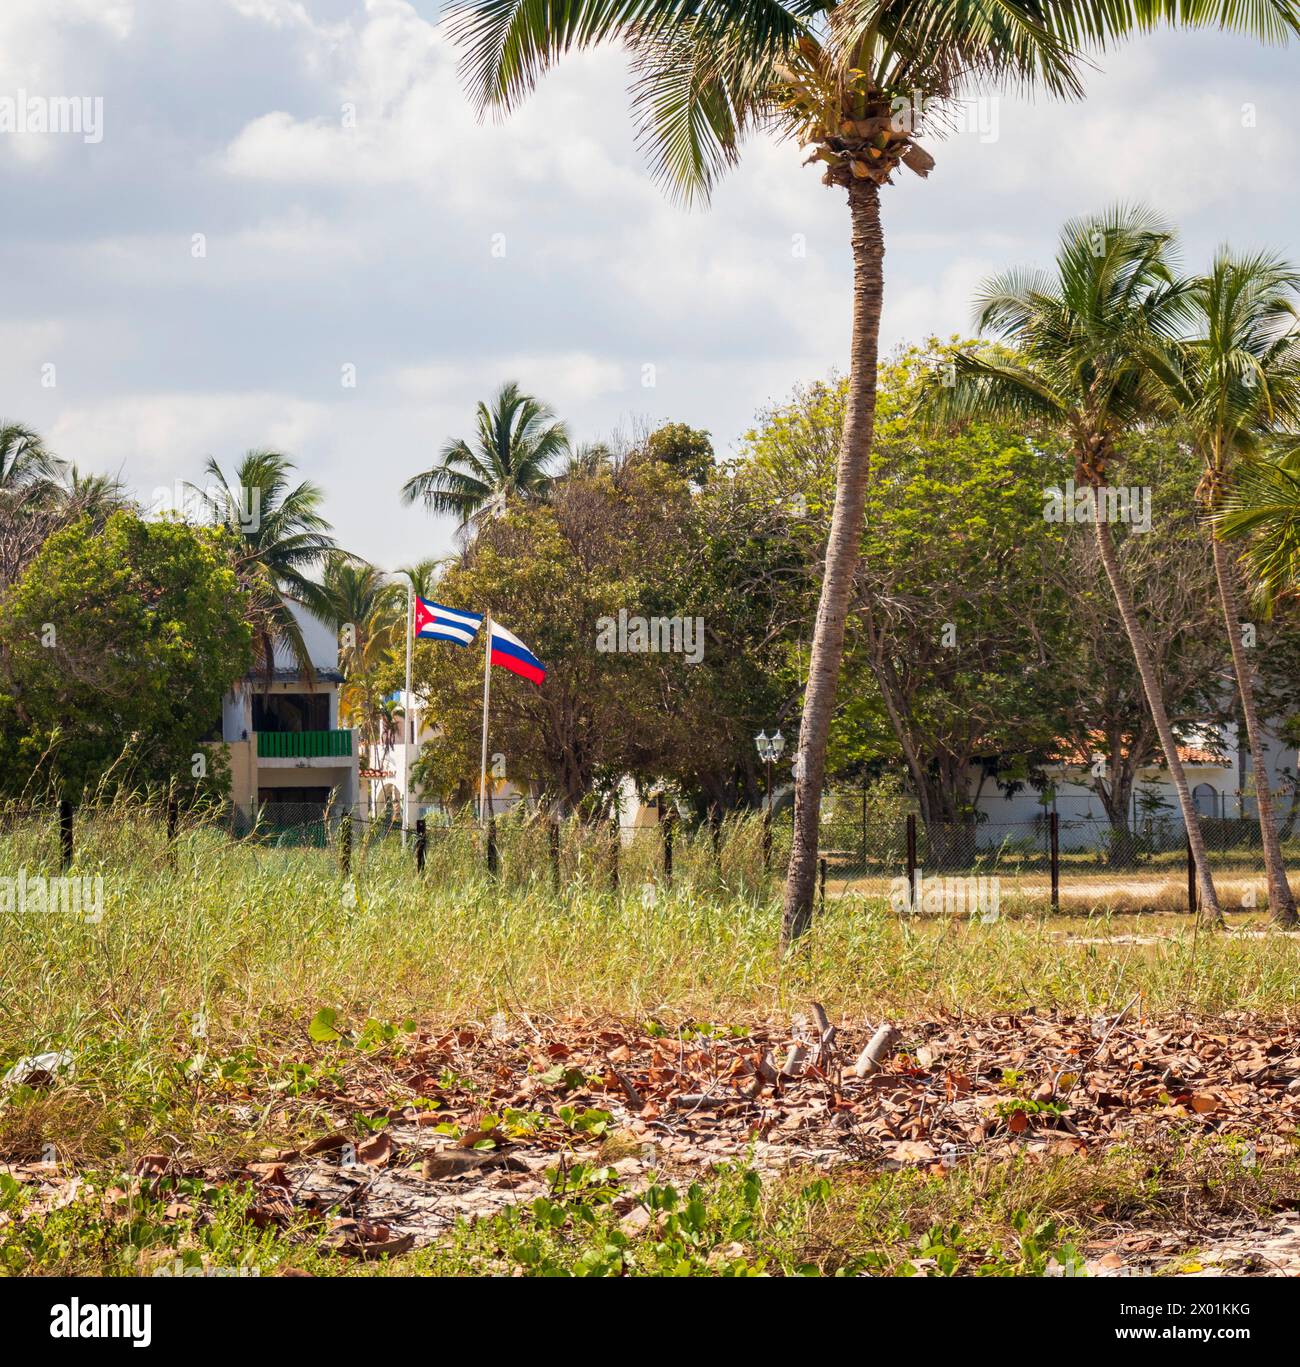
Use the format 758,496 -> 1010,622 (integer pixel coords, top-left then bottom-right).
256,730 -> 352,759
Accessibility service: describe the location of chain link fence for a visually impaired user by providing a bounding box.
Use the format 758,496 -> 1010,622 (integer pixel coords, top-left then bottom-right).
820,810 -> 1300,913
3,796 -> 1298,914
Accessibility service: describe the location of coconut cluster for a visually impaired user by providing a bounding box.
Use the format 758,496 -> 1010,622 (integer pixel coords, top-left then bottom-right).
804,108 -> 936,189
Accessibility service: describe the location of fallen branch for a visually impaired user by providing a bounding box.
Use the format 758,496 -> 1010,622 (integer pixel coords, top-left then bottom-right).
781,1043 -> 808,1079
607,1060 -> 645,1112
810,1000 -> 837,1070
853,1024 -> 900,1078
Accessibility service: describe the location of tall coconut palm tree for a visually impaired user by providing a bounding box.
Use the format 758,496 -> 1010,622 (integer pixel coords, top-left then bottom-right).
400,381 -> 568,528
189,451 -> 341,677
445,0 -> 1300,944
1148,250 -> 1300,925
925,205 -> 1224,923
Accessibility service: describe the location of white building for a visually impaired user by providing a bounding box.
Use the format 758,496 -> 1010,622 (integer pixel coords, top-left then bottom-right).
216,604 -> 360,827
363,690 -> 525,826
970,721 -> 1298,848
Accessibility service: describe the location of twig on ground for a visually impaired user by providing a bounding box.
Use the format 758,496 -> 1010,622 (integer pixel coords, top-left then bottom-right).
853,1024 -> 900,1078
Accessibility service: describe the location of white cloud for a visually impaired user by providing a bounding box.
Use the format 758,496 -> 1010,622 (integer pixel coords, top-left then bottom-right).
884,257 -> 1002,349
47,392 -> 333,487
218,0 -> 640,210
394,352 -> 628,406
0,3 -> 1294,569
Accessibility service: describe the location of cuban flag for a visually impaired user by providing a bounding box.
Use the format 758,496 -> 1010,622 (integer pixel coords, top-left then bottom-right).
413,596 -> 483,647
489,621 -> 546,685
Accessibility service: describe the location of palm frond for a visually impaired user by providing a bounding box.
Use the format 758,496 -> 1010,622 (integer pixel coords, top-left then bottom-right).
1211,449 -> 1300,611
917,348 -> 1069,428
448,0 -> 805,114
0,423 -> 66,490
1045,0 -> 1300,48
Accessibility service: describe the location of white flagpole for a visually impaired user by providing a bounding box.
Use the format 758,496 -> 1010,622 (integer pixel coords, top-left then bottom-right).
479,613 -> 492,827
403,581 -> 413,845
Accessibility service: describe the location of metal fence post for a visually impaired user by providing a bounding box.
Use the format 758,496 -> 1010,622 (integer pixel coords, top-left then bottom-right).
663,811 -> 674,884
549,820 -> 561,890
818,856 -> 827,916
415,818 -> 427,874
339,811 -> 352,877
609,816 -> 620,891
861,777 -> 868,867
905,813 -> 917,911
60,799 -> 73,871
1049,810 -> 1060,913
1186,831 -> 1198,915
166,788 -> 179,869
487,816 -> 498,876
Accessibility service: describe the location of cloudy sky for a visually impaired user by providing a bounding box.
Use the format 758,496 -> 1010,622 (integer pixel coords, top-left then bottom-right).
2,0 -> 1296,567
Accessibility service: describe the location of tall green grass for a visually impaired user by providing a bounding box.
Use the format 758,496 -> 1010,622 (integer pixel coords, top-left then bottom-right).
2,802 -> 1299,1074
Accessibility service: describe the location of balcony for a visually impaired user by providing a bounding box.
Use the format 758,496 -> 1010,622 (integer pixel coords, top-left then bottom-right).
256,729 -> 353,760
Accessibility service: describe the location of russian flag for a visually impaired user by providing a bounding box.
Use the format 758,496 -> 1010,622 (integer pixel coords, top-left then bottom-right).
489,621 -> 546,685
414,597 -> 483,647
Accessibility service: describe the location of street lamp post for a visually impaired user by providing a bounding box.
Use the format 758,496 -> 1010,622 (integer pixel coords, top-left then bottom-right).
755,729 -> 785,871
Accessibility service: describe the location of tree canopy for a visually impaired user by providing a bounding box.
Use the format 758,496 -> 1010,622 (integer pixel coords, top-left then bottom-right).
0,512 -> 252,800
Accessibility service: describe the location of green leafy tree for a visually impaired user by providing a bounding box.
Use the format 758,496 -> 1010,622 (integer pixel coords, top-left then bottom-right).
400,381 -> 569,529
740,358 -> 1231,856
403,463 -> 710,811
0,512 -> 252,799
446,0 -> 1300,942
645,422 -> 714,486
663,469 -> 809,812
844,344 -> 1074,843
740,345 -> 1073,843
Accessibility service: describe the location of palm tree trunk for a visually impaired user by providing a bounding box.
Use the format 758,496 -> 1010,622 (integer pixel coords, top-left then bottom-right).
1209,534 -> 1297,926
782,179 -> 884,945
1093,516 -> 1222,924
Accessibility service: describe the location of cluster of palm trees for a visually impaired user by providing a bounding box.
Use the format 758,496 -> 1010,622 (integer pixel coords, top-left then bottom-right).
0,424 -> 129,589
0,423 -> 126,515
930,207 -> 1300,926
2,384 -> 582,761
441,0 -> 1300,939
